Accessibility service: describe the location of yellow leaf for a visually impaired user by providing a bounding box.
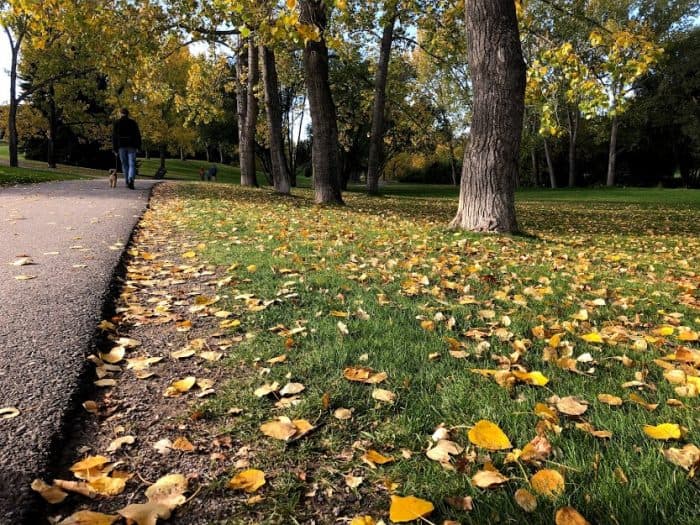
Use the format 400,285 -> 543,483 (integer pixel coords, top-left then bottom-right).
597,394 -> 623,406
420,320 -> 435,331
555,506 -> 590,525
530,469 -> 565,498
343,367 -> 387,384
57,510 -> 119,525
31,479 -> 68,504
172,437 -> 195,452
70,456 -> 110,479
643,423 -> 685,440
468,420 -> 512,450
389,495 -> 434,523
362,449 -> 394,467
88,476 -> 127,496
182,251 -> 197,258
246,264 -> 257,273
164,377 -> 196,397
350,516 -> 375,525
653,325 -> 674,336
228,469 -> 266,493
512,370 -> 549,386
581,332 -> 604,344
514,488 -> 537,512
145,473 -> 187,509
100,346 -> 125,364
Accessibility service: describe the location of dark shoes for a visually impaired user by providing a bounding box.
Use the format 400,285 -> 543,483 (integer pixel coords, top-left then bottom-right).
128,180 -> 135,190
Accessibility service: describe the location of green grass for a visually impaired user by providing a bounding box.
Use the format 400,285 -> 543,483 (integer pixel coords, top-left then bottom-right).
0,164 -> 85,185
150,184 -> 700,524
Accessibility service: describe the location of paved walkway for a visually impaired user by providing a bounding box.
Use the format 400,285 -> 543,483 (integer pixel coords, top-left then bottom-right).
0,179 -> 156,522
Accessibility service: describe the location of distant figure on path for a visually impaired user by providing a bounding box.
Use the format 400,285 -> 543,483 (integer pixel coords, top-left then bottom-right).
112,108 -> 142,190
206,165 -> 217,181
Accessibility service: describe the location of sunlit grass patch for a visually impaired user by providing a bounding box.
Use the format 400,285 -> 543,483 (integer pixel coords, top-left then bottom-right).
163,183 -> 698,524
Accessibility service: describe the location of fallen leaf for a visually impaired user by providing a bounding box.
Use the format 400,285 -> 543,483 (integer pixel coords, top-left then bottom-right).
337,321 -> 349,335
581,332 -> 604,344
361,449 -> 394,467
57,510 -> 119,525
597,394 -> 623,406
343,367 -> 387,384
0,407 -> 20,419
70,455 -> 110,479
514,488 -> 537,512
555,506 -> 590,525
468,420 -> 512,450
471,470 -> 509,488
145,473 -> 188,509
53,479 -> 97,498
106,435 -> 135,452
172,437 -> 195,452
350,516 -> 375,525
530,469 -> 565,498
556,396 -> 588,416
100,346 -> 125,364
344,474 -> 364,488
333,408 -> 353,420
164,376 -> 196,397
389,495 -> 434,523
445,495 -> 473,511
118,502 -> 171,525
372,388 -> 396,404
254,382 -> 280,397
88,475 -> 127,496
170,349 -> 196,360
426,440 -> 464,465
575,422 -> 612,439
280,382 -> 305,396
31,479 -> 68,504
662,444 -> 700,472
228,469 -> 266,493
643,423 -> 685,440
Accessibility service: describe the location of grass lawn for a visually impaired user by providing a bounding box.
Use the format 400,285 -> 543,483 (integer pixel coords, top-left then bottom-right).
115,183 -> 698,524
0,164 -> 85,185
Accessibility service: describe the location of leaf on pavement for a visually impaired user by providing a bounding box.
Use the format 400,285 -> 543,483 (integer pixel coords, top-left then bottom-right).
57,510 -> 119,525
31,479 -> 68,504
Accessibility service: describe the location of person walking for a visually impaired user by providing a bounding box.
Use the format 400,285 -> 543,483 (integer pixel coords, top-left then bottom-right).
112,108 -> 142,189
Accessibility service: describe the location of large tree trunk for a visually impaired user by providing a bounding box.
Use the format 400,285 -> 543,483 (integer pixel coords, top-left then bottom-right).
567,108 -> 579,187
543,138 -> 556,189
450,0 -> 525,233
530,148 -> 540,187
606,115 -> 619,187
366,13 -> 397,195
235,40 -> 247,169
240,41 -> 259,187
300,0 -> 343,204
260,45 -> 291,194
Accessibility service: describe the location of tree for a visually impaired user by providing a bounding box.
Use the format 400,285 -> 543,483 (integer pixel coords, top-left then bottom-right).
299,0 -> 344,204
450,0 -> 526,232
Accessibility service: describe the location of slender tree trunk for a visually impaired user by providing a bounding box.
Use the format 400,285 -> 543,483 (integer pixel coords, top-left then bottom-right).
367,13 -> 397,195
159,145 -> 166,169
567,108 -> 579,187
450,0 -> 525,232
300,0 -> 343,204
145,149 -> 150,160
606,115 -> 619,187
260,45 -> 291,194
530,148 -> 540,187
179,146 -> 184,161
205,145 -> 210,163
218,143 -> 224,164
7,30 -> 22,168
47,84 -> 57,168
240,41 -> 259,187
448,136 -> 458,186
543,138 -> 556,189
291,94 -> 306,187
235,40 -> 248,181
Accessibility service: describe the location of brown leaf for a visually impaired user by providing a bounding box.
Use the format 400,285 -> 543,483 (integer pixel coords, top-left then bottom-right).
514,488 -> 537,512
472,469 -> 509,488
30,479 -> 68,504
556,396 -> 588,416
530,469 -> 565,498
555,506 -> 590,525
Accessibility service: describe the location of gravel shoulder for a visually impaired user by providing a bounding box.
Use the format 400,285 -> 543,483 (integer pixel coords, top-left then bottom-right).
0,179 -> 156,523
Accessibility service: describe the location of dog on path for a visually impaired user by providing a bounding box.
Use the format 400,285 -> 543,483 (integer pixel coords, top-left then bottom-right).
108,169 -> 118,188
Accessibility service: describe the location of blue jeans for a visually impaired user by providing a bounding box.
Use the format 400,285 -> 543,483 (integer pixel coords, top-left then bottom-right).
118,148 -> 137,183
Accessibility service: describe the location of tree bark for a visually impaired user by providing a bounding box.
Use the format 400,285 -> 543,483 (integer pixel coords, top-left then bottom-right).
260,45 -> 291,194
543,138 -> 556,189
450,0 -> 525,233
567,108 -> 579,187
218,142 -> 224,164
179,146 -> 184,161
159,145 -> 166,169
530,148 -> 539,187
47,84 -> 57,168
6,28 -> 23,168
606,115 -> 619,187
300,0 -> 343,204
240,41 -> 259,187
366,13 -> 397,195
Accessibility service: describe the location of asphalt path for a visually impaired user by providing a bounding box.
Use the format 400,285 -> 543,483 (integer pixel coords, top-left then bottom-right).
0,179 -> 156,522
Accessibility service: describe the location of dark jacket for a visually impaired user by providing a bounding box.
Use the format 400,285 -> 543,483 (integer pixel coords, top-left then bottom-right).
112,116 -> 142,151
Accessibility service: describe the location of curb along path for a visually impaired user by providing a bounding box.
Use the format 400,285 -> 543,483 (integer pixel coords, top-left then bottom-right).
0,179 -> 157,523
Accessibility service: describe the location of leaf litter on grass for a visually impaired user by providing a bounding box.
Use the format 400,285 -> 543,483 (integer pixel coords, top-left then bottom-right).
49,183 -> 699,524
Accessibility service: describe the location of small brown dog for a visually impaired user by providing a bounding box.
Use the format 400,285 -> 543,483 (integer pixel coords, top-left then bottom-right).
108,169 -> 118,188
